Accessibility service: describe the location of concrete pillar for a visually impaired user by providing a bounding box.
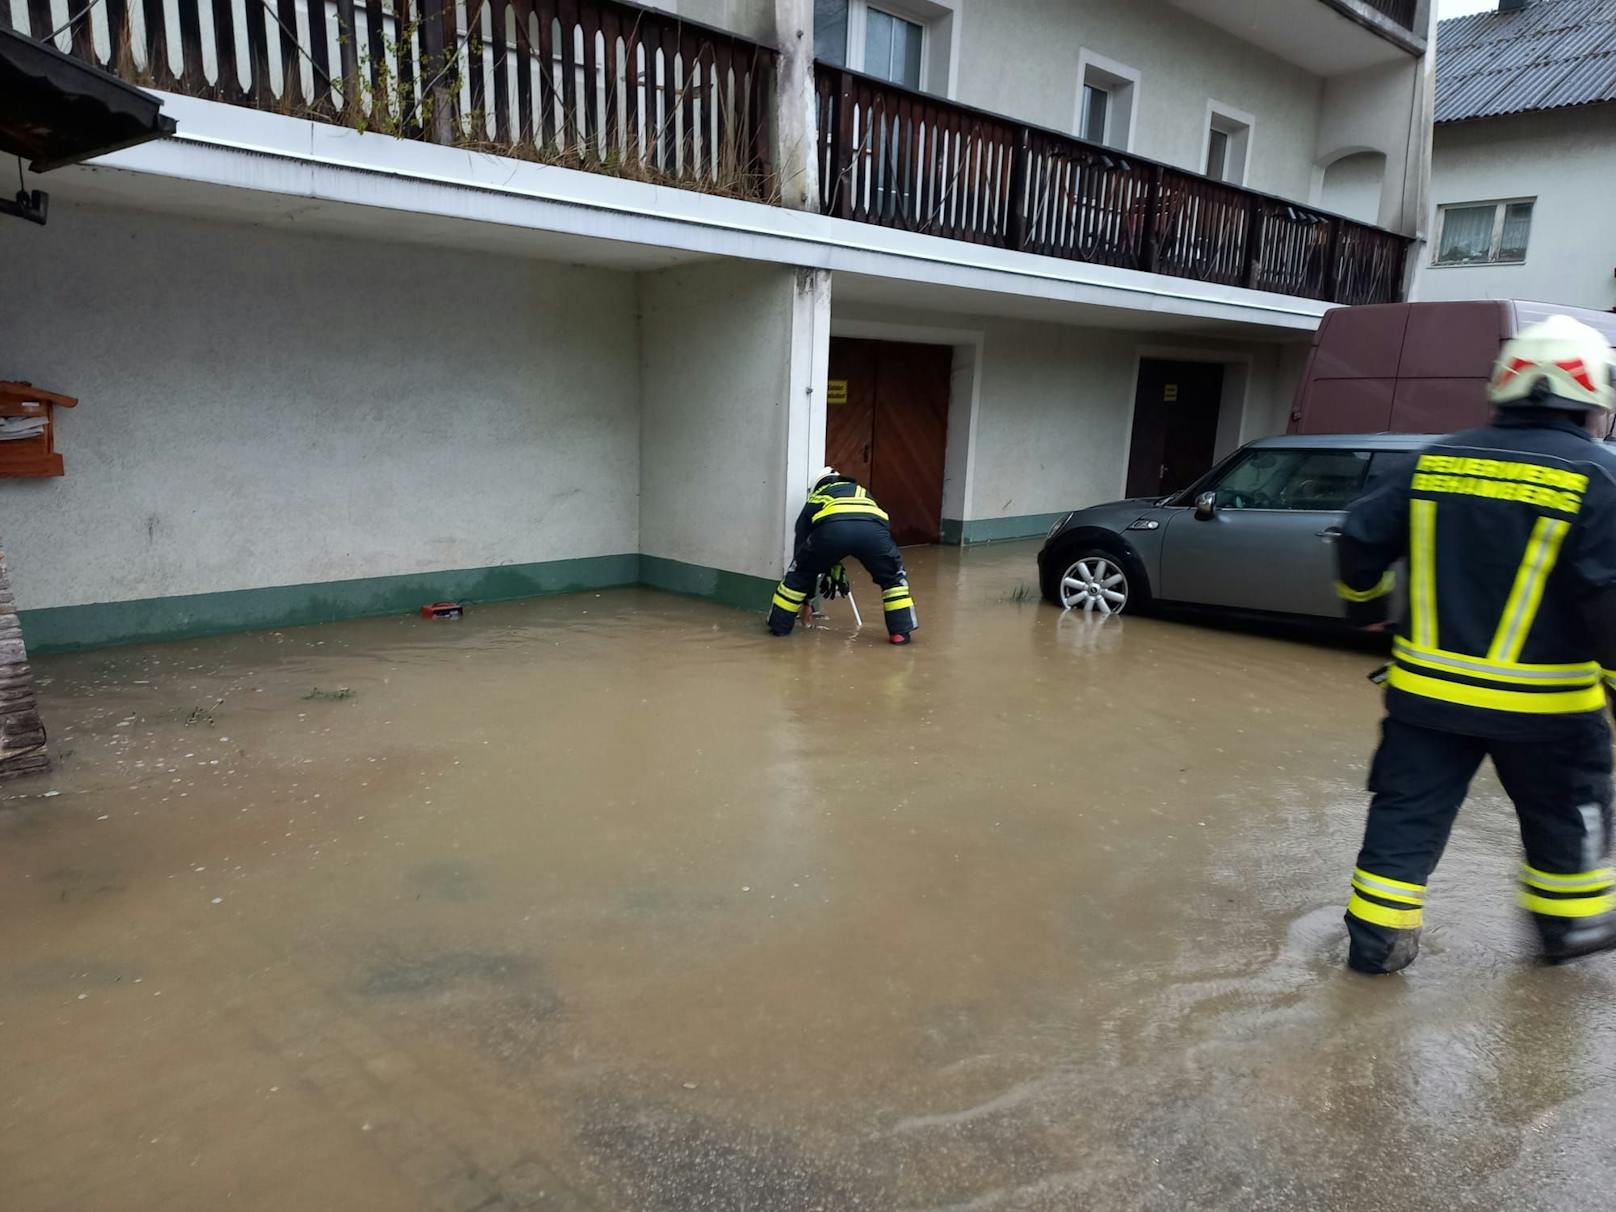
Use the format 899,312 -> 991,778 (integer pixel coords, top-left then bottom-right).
0,541 -> 48,780
773,0 -> 820,212
639,261 -> 829,598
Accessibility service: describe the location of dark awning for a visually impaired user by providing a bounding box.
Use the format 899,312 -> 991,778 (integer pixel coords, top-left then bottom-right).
0,25 -> 175,173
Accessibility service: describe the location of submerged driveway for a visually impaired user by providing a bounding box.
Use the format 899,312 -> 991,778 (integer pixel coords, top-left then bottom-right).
4,543 -> 1615,1210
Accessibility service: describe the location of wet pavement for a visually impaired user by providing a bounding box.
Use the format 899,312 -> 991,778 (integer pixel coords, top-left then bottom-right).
4,541 -> 1616,1211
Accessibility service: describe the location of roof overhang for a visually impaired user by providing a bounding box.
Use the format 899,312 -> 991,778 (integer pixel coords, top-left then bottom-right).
0,26 -> 175,174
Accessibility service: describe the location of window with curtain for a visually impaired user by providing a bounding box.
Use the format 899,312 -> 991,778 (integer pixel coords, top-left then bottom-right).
815,0 -> 851,66
865,7 -> 924,89
1080,85 -> 1109,144
1435,200 -> 1535,265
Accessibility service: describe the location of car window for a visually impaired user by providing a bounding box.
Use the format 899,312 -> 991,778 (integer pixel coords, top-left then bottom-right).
1211,449 -> 1373,511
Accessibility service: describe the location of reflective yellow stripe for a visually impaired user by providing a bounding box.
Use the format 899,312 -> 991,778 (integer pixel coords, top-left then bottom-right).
773,594 -> 803,612
883,597 -> 915,612
812,501 -> 890,523
1409,498 -> 1437,648
1352,868 -> 1426,904
1488,517 -> 1571,664
1347,894 -> 1423,930
776,585 -> 808,602
883,586 -> 909,598
1335,572 -> 1396,603
1392,638 -> 1600,688
1522,865 -> 1616,892
1386,665 -> 1606,714
1520,891 -> 1616,918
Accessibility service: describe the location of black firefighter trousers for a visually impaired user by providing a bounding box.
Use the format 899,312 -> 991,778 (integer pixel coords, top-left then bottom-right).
1347,715 -> 1616,973
768,519 -> 916,637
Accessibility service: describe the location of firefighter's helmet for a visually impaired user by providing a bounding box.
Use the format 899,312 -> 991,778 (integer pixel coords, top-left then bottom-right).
1489,315 -> 1616,412
814,466 -> 843,490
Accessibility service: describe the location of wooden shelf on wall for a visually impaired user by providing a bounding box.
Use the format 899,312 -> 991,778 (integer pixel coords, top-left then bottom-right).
0,382 -> 78,478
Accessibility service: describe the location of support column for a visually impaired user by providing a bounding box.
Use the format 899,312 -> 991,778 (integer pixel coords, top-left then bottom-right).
773,0 -> 820,212
639,261 -> 830,608
0,542 -> 48,780
782,267 -> 832,568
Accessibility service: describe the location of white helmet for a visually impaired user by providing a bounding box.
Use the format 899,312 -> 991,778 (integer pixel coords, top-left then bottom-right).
1489,315 -> 1616,412
814,465 -> 843,490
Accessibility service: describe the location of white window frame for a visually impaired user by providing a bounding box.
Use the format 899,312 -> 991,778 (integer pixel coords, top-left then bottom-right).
1432,198 -> 1536,267
1201,99 -> 1255,187
820,0 -> 960,96
1074,50 -> 1140,153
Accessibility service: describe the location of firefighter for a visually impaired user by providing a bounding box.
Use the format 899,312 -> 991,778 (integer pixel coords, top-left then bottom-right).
1335,315 -> 1616,973
768,468 -> 917,644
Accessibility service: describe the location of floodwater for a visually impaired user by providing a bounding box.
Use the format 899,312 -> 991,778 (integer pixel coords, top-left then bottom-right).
4,542 -> 1616,1211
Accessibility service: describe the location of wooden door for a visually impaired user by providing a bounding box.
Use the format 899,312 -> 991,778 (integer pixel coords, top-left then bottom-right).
826,340 -> 876,487
1125,359 -> 1225,498
827,338 -> 952,546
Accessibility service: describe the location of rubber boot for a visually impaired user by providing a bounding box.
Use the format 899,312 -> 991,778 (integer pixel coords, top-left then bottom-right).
1346,915 -> 1420,975
1539,912 -> 1616,965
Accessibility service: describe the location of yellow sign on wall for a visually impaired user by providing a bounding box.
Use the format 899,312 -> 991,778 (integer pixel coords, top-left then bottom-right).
1164,384 -> 1179,402
826,379 -> 849,405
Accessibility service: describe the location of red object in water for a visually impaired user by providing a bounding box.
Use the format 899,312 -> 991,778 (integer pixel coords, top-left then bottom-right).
420,602 -> 464,620
890,633 -> 911,645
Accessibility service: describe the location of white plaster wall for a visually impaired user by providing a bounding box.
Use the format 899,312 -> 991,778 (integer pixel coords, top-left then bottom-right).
639,260 -> 801,578
0,202 -> 641,611
950,0 -> 1323,203
1320,151 -> 1387,226
643,0 -> 777,42
1315,58 -> 1423,231
1415,109 -> 1616,313
831,301 -> 1305,521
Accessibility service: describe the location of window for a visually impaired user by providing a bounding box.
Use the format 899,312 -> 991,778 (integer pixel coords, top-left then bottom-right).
865,7 -> 924,89
816,0 -> 949,92
815,0 -> 851,65
1080,84 -> 1109,145
1076,52 -> 1138,151
1211,449 -> 1374,511
1203,102 -> 1253,185
1434,199 -> 1535,266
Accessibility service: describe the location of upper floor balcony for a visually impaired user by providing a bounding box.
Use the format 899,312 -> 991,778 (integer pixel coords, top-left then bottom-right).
1,0 -> 1415,307
1170,0 -> 1428,74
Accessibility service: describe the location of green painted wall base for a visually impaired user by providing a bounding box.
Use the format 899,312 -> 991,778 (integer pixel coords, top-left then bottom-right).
639,555 -> 777,613
19,553 -> 777,655
941,514 -> 1065,545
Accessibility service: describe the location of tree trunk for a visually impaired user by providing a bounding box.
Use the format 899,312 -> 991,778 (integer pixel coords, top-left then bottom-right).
0,539 -> 49,781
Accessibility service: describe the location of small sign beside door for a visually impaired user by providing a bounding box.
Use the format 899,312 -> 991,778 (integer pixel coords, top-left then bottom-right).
1163,384 -> 1179,402
826,379 -> 849,405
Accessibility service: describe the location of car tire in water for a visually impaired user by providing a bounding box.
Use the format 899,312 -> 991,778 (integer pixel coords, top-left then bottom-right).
1044,548 -> 1137,616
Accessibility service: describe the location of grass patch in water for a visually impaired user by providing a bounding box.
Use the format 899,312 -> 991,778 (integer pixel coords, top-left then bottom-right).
303,687 -> 356,702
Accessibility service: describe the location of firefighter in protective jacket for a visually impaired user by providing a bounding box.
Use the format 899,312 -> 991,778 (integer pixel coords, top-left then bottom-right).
1336,316 -> 1616,972
768,469 -> 917,644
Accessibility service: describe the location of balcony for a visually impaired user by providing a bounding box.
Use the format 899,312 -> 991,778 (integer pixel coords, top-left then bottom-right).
1169,0 -> 1426,75
5,0 -> 1411,307
817,67 -> 1410,306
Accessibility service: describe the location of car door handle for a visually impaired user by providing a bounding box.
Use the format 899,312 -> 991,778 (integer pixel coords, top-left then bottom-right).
1317,527 -> 1342,540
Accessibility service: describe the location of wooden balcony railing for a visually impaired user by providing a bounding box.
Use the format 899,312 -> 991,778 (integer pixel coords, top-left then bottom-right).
1,0 -> 776,200
816,65 -> 1411,306
1358,0 -> 1418,31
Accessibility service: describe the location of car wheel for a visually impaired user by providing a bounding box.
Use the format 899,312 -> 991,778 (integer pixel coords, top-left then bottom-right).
1055,551 -> 1132,616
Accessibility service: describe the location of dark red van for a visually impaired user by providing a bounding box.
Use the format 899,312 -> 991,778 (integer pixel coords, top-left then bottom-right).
1290,301 -> 1616,435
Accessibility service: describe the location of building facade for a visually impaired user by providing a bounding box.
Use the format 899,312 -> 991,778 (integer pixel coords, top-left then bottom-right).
1417,0 -> 1616,312
0,0 -> 1434,651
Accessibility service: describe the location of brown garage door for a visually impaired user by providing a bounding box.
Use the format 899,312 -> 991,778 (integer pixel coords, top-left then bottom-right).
826,338 -> 952,545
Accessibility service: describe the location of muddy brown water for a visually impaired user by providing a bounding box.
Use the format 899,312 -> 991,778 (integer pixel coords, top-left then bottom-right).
4,543 -> 1616,1210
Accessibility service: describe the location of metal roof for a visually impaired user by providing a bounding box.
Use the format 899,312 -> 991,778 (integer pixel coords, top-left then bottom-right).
1435,0 -> 1616,123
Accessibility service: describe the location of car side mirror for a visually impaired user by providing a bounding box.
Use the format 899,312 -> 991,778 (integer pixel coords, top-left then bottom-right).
1194,491 -> 1217,521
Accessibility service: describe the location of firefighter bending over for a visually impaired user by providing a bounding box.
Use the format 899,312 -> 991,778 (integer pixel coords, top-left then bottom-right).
1335,316 -> 1616,972
768,468 -> 917,644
